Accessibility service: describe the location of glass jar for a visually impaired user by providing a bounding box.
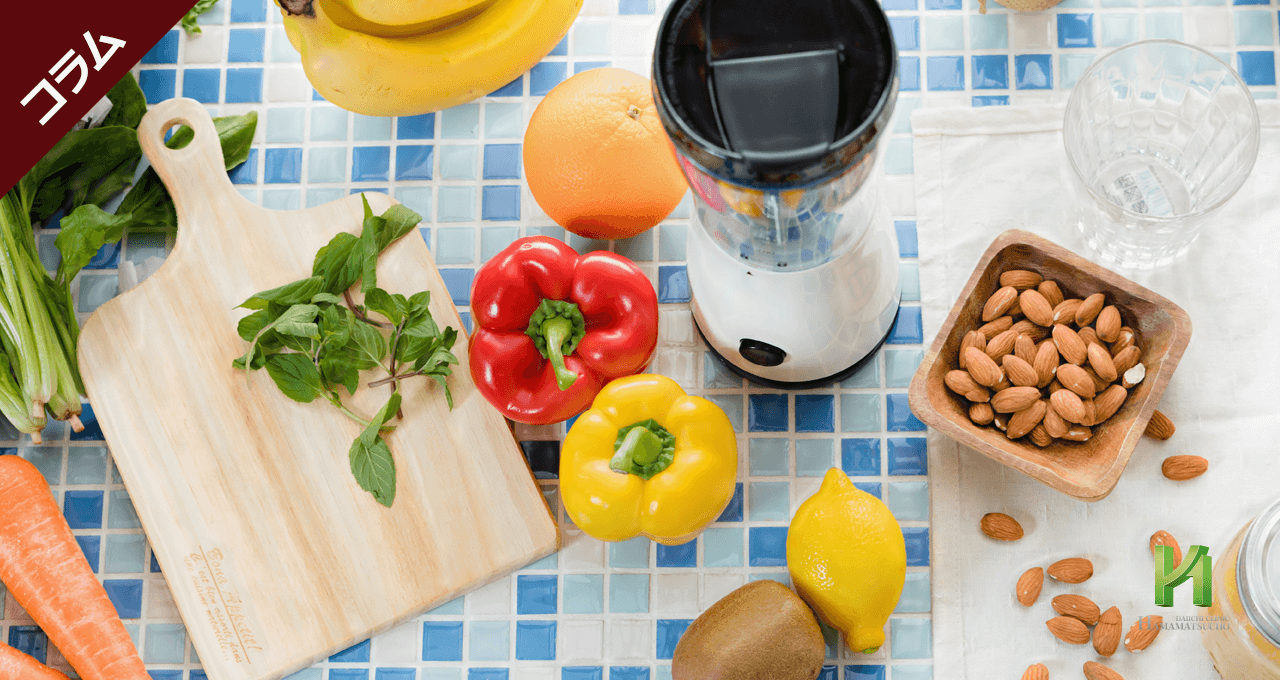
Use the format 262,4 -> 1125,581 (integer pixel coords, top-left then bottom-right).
1203,497 -> 1280,678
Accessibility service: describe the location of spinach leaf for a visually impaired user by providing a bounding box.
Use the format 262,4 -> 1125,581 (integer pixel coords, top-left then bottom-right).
101,73 -> 147,130
265,354 -> 323,403
54,205 -> 132,286
167,112 -> 258,170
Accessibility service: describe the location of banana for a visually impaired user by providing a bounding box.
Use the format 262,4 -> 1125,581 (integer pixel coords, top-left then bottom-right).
327,0 -> 494,29
281,0 -> 583,117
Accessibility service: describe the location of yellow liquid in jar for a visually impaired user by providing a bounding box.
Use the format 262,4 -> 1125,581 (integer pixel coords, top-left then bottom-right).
1202,523 -> 1280,678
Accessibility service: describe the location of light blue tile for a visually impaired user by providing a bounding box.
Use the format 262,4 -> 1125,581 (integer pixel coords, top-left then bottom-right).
610,537 -> 650,568
485,103 -> 524,138
893,665 -> 933,680
428,597 -> 464,615
895,572 -> 931,613
1101,0 -> 1138,8
270,26 -> 299,62
841,394 -> 881,432
441,104 -> 480,139
893,96 -> 922,133
748,482 -> 789,521
66,446 -> 107,484
748,573 -> 790,586
885,350 -> 923,388
899,263 -> 920,302
266,107 -> 305,143
703,353 -> 742,389
286,670 -> 323,680
104,534 -> 146,573
1058,0 -> 1096,7
1146,0 -> 1180,6
615,230 -> 654,262
262,189 -> 300,211
668,191 -> 692,219
926,16 -> 965,49
702,527 -> 744,567
468,621 -> 509,661
842,355 -> 880,388
706,395 -> 743,432
969,14 -> 1008,48
308,147 -> 346,183
569,234 -> 610,254
1146,12 -> 1184,39
1235,10 -> 1275,43
143,624 -> 186,664
310,107 -> 349,141
524,552 -> 558,570
885,138 -> 913,174
659,224 -> 687,261
77,275 -> 118,313
563,574 -> 604,614
749,438 -> 789,476
439,146 -> 478,180
481,226 -> 520,260
1100,13 -> 1137,46
23,447 -> 61,484
891,619 -> 931,659
436,227 -> 475,264
354,115 -> 393,141
396,187 -> 433,218
307,188 -> 345,207
437,186 -> 476,222
525,226 -> 564,240
888,481 -> 929,521
1255,91 -> 1279,100
794,439 -> 834,477
609,574 -> 649,613
421,671 -> 461,680
575,22 -> 611,55
1059,54 -> 1096,89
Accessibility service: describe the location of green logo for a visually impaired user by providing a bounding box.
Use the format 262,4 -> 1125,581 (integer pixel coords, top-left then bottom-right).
1155,545 -> 1212,607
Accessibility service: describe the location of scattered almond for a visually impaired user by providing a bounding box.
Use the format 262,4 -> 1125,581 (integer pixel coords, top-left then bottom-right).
983,286 -> 1019,322
1076,293 -> 1105,326
1046,616 -> 1091,644
1001,269 -> 1044,290
1087,343 -> 1118,383
1093,607 -> 1122,657
964,347 -> 1004,388
1124,615 -> 1162,652
1052,325 -> 1088,365
978,315 -> 1013,340
1083,661 -> 1124,680
1020,289 -> 1055,327
1150,530 -> 1182,565
1003,354 -> 1040,388
959,330 -> 987,369
1145,409 -> 1175,440
1014,334 -> 1038,363
992,386 -> 1042,413
1047,557 -> 1093,583
1053,299 -> 1082,325
1016,567 -> 1044,607
986,329 -> 1018,362
1008,400 -> 1047,439
1038,280 -> 1064,307
1029,423 -> 1053,447
1022,663 -> 1049,680
981,512 -> 1024,541
946,370 -> 991,402
969,402 -> 995,425
1056,363 -> 1097,399
1096,305 -> 1121,342
1162,455 -> 1208,481
1094,385 -> 1127,422
1049,389 -> 1087,424
1052,594 -> 1101,625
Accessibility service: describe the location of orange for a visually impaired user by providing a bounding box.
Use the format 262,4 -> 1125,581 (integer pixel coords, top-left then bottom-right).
523,68 -> 688,240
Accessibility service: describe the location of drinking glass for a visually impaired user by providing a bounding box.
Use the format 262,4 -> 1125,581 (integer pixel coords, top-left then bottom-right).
1064,40 -> 1260,269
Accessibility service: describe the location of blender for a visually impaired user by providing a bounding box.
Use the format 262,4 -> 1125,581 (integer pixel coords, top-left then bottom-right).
653,0 -> 902,387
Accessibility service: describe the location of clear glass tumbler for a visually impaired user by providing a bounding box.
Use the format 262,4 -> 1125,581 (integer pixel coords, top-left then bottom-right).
1064,40 -> 1260,269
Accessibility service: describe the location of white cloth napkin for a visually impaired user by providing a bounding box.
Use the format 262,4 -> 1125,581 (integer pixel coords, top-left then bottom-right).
912,102 -> 1280,679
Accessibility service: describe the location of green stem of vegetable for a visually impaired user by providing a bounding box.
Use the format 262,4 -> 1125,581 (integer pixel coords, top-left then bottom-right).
0,193 -> 49,416
387,323 -> 404,419
608,419 -> 677,479
344,290 -> 389,328
524,300 -> 586,392
0,349 -> 46,440
367,369 -> 424,388
325,391 -> 394,433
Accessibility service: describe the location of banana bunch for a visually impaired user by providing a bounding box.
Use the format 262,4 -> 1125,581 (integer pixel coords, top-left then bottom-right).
280,0 -> 583,117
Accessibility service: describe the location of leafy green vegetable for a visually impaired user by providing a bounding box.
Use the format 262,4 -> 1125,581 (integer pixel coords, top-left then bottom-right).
238,276 -> 325,309
349,433 -> 396,506
182,0 -> 220,34
53,206 -> 131,286
266,354 -> 324,403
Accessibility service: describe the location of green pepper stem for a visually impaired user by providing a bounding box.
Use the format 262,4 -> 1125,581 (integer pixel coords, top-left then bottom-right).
608,419 -> 677,479
541,316 -> 578,391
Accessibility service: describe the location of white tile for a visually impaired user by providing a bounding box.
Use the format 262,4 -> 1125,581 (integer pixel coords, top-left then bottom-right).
653,350 -> 696,392
660,309 -> 696,346
183,28 -> 226,64
608,619 -> 651,660
614,18 -> 662,56
701,573 -> 745,609
146,576 -> 181,619
614,57 -> 653,78
373,621 -> 420,664
562,529 -> 606,569
267,65 -> 310,102
580,0 -> 615,16
924,93 -> 967,108
1011,13 -> 1052,49
512,668 -> 555,680
469,576 -> 512,615
793,478 -> 823,511
559,620 -> 603,661
525,188 -> 550,220
655,573 -> 699,616
1186,8 -> 1231,45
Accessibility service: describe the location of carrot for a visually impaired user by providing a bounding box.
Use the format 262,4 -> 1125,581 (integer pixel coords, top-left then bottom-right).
0,641 -> 70,680
0,455 -> 148,680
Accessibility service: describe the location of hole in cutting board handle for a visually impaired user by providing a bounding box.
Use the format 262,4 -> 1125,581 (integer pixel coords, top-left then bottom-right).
157,117 -> 198,152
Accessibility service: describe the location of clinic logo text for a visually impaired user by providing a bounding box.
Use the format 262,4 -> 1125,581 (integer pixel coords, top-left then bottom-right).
1154,544 -> 1212,607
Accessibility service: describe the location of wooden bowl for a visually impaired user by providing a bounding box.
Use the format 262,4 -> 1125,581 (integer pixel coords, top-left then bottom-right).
907,230 -> 1192,501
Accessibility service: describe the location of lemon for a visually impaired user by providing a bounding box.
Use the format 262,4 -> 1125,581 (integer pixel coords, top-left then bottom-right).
787,468 -> 907,653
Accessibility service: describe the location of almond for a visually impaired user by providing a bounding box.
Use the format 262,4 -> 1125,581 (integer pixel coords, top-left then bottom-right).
1078,326 -> 1100,348
986,329 -> 1018,362
1022,663 -> 1049,680
993,375 -> 1013,391
946,370 -> 991,402
1096,305 -> 1122,342
1014,333 -> 1038,363
1083,366 -> 1111,393
1080,399 -> 1097,427
1121,362 -> 1146,388
1017,567 -> 1044,606
1003,354 -> 1040,388
1084,661 -> 1124,680
1029,423 -> 1053,447
1111,327 -> 1136,355
1048,379 -> 1064,393
1046,616 -> 1090,644
1050,389 -> 1087,425
1056,363 -> 1097,398
1020,289 -> 1055,327
1124,615 -> 1162,652
993,413 -> 1008,431
978,315 -> 1013,340
1008,297 -> 1023,317
1008,400 -> 1047,439
1150,530 -> 1183,565
959,330 -> 987,369
1063,424 -> 1092,442
1001,269 -> 1044,290
1088,343 -> 1118,383
1093,606 -> 1122,657
1112,345 -> 1141,375
1053,299 -> 1082,325
1162,455 -> 1208,481
1010,319 -> 1048,342
1076,293 -> 1105,326
1052,594 -> 1101,625
1043,402 -> 1068,438
981,512 -> 1024,541
1033,341 -> 1059,387
1047,557 -> 1093,583
1094,385 -> 1127,422
1052,325 -> 1088,365
992,386 -> 1042,413
984,286 -> 1019,322
1145,409 -> 1175,440
969,402 -> 995,425
964,347 -> 1004,388
1038,280 -> 1064,307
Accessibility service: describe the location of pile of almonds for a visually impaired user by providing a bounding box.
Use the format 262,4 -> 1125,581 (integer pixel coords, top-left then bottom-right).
946,269 -> 1154,446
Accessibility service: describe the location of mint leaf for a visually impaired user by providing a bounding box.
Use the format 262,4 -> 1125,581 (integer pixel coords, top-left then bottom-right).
377,205 -> 422,250
265,354 -> 323,403
360,392 -> 403,445
312,232 -> 364,294
237,310 -> 270,342
349,435 -> 396,507
359,215 -> 385,293
319,304 -> 354,348
239,276 -> 324,310
311,292 -> 345,305
364,288 -> 405,325
237,304 -> 318,374
275,318 -> 319,339
350,321 -> 386,366
320,355 -> 359,395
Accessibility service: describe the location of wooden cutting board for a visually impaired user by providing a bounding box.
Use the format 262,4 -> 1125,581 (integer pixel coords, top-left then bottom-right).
78,98 -> 559,680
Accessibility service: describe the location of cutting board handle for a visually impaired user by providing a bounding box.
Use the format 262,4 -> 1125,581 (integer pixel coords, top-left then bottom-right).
137,98 -> 234,222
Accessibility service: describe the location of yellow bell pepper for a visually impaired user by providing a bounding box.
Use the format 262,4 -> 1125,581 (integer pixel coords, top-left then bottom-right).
560,374 -> 738,545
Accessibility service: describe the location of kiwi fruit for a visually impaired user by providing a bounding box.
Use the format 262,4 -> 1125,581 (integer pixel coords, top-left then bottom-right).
671,580 -> 825,680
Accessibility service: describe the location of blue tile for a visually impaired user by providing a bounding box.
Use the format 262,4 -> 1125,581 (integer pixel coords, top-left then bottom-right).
610,669 -> 649,680
517,575 -> 558,615
64,490 -> 104,528
1015,54 -> 1054,89
844,667 -> 885,680
890,17 -> 920,50
886,395 -> 925,432
817,667 -> 839,680
657,265 -> 690,303
395,145 -> 434,181
716,483 -> 744,522
748,527 -> 788,566
891,619 -> 932,659
1057,14 -> 1095,48
887,307 -> 923,344
515,621 -> 556,660
531,62 -> 568,96
656,539 -> 697,568
141,31 -> 179,63
376,671 -> 417,680
8,626 -> 47,664
483,144 -> 522,180
656,620 -> 693,659
225,68 -> 263,103
854,481 -> 882,498
883,0 -> 917,8
85,241 -> 121,270
550,35 -> 570,56
895,220 -> 918,257
489,76 -> 524,97
702,528 -> 743,567
841,439 -> 881,476
232,0 -> 268,21
422,622 -> 464,661
183,68 -> 221,103
620,0 -> 655,12
563,669 -> 603,680
264,148 -> 302,184
352,146 -> 391,182
925,0 -> 962,9
899,56 -> 921,91
904,527 -> 930,566
331,639 -> 370,663
103,579 -> 144,619
610,537 -> 651,567
150,672 -> 183,680
138,70 -> 176,105
77,535 -> 101,572
609,573 -> 650,613
331,671 -> 369,680
749,438 -> 789,476
926,56 -> 965,90
1236,0 -> 1269,5
888,437 -> 928,475
469,621 -> 509,661
397,113 -> 435,140
151,552 -> 162,573
748,394 -> 789,432
972,95 -> 1009,107
564,574 -> 604,614
795,439 -> 834,477
795,395 -> 835,433
895,572 -> 931,613
469,671 -> 507,680
1240,51 -> 1277,85
440,268 -> 475,306
229,28 -> 265,62
971,55 -> 1009,89
482,185 -> 521,221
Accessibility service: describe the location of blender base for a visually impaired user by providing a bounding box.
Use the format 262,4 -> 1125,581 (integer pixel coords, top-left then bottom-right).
695,305 -> 901,390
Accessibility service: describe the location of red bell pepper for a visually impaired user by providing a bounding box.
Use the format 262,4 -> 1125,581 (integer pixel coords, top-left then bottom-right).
469,236 -> 659,425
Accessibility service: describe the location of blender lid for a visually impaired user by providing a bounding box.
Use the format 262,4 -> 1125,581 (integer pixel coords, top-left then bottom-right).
653,0 -> 898,187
